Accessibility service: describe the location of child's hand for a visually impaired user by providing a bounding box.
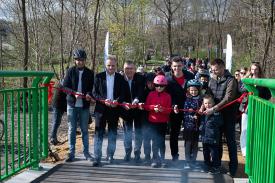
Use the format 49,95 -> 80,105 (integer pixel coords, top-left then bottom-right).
154,105 -> 160,113
138,103 -> 144,110
173,105 -> 179,114
198,105 -> 205,115
110,100 -> 118,108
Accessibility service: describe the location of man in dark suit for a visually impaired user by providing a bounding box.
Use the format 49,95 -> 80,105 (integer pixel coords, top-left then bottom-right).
63,48 -> 95,162
92,56 -> 126,167
121,61 -> 145,163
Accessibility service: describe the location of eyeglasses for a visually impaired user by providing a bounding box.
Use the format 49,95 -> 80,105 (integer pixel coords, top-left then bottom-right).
154,84 -> 166,88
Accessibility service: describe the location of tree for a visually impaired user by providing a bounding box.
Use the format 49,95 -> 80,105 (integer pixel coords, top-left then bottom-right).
153,0 -> 184,56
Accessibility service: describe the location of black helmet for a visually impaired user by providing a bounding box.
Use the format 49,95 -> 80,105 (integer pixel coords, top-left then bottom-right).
73,49 -> 87,60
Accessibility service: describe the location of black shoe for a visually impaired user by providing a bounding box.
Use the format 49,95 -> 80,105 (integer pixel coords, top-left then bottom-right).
210,167 -> 221,175
134,155 -> 141,163
124,154 -> 131,162
65,156 -> 75,162
172,155 -> 179,162
84,153 -> 93,161
92,160 -> 101,167
50,138 -> 60,146
161,162 -> 168,168
107,156 -> 114,164
144,155 -> 151,165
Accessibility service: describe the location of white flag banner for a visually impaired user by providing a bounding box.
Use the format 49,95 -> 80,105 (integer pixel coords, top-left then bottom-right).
226,34 -> 233,72
104,31 -> 109,66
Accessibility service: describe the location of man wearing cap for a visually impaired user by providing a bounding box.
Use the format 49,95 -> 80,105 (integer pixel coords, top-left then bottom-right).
63,48 -> 95,162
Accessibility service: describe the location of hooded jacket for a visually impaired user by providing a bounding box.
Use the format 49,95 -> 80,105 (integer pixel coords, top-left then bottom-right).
145,91 -> 172,123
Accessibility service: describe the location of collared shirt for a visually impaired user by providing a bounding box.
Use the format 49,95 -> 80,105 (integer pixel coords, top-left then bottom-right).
75,70 -> 84,107
106,72 -> 115,100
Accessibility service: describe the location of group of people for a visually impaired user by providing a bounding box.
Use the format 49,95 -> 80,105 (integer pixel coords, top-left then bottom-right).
49,48 -> 270,177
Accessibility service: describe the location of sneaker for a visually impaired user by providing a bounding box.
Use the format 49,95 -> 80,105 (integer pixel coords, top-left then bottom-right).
210,167 -> 221,175
106,156 -> 114,164
184,162 -> 191,169
151,162 -> 159,168
65,156 -> 75,162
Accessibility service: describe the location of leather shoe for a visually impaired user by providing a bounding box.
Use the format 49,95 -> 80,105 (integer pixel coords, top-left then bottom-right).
65,156 -> 75,162
124,154 -> 131,162
84,153 -> 94,161
92,160 -> 101,167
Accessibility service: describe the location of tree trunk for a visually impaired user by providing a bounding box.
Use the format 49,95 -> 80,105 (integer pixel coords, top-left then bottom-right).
92,0 -> 100,71
21,0 -> 28,88
60,0 -> 65,78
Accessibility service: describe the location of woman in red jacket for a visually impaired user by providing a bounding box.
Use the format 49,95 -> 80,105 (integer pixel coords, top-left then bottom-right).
145,75 -> 172,168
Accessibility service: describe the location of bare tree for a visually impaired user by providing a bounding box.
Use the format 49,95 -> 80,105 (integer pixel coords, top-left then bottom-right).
18,0 -> 29,88
153,0 -> 184,56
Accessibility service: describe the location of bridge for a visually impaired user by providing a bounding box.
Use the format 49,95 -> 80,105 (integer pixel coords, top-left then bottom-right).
0,71 -> 274,183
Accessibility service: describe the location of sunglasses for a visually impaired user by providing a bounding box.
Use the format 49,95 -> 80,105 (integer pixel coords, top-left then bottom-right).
240,72 -> 246,75
154,84 -> 166,88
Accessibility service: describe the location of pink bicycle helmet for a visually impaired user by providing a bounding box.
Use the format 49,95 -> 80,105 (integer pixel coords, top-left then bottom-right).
153,75 -> 168,85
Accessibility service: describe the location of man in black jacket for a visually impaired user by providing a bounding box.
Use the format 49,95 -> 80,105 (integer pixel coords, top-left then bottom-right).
92,56 -> 126,167
63,49 -> 95,162
204,58 -> 238,176
121,61 -> 145,163
166,56 -> 194,161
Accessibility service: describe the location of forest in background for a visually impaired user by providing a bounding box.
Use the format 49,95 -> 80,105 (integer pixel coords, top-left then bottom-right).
0,0 -> 274,87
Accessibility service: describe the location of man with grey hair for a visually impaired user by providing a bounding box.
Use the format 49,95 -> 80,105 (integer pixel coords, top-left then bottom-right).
121,61 -> 145,163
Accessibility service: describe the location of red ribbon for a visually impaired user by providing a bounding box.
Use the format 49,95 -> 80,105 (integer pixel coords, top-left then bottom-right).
42,82 -> 251,113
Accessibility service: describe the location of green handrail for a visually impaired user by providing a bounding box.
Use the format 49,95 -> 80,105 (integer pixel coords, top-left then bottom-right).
243,78 -> 275,183
0,71 -> 54,181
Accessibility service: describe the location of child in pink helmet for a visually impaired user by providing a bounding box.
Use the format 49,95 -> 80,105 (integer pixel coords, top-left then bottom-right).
144,74 -> 172,168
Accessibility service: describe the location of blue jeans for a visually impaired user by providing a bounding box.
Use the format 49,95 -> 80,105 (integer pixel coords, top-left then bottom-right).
93,110 -> 119,161
123,116 -> 143,157
67,105 -> 90,157
50,107 -> 65,140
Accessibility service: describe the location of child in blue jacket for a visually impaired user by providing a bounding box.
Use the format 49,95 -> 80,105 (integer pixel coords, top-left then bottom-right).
200,94 -> 223,174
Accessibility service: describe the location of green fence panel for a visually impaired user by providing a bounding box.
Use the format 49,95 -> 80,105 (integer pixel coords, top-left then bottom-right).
0,71 -> 54,181
243,78 -> 275,183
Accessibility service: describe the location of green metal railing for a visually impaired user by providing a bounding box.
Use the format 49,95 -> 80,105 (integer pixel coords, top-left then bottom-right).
0,71 -> 54,181
243,78 -> 275,183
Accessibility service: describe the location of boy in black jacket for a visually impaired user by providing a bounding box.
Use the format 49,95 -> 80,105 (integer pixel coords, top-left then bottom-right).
200,94 -> 223,174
